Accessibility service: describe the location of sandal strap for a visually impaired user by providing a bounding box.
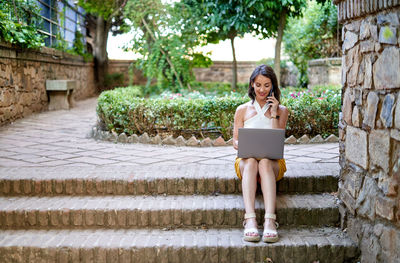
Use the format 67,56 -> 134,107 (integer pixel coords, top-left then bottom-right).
264,213 -> 276,220
264,213 -> 279,229
263,229 -> 278,235
244,228 -> 259,235
244,213 -> 257,219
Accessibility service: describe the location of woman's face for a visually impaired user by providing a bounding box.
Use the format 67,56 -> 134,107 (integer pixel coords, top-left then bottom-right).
253,75 -> 273,101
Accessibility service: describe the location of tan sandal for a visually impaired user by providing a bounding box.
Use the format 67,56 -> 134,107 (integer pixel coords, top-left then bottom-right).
243,213 -> 261,242
262,213 -> 279,243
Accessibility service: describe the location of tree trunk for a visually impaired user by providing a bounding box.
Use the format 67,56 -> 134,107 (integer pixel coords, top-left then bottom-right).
230,35 -> 237,91
94,16 -> 110,92
274,8 -> 287,88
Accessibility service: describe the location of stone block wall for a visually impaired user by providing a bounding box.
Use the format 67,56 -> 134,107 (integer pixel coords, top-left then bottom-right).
193,61 -> 258,84
108,60 -> 148,86
0,42 -> 97,125
308,57 -> 342,87
108,60 -> 299,88
334,0 -> 400,262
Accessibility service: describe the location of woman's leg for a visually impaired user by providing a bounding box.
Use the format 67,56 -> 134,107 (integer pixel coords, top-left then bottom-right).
240,158 -> 259,233
258,159 -> 280,236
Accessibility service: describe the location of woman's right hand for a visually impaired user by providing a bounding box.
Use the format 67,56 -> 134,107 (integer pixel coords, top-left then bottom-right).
233,139 -> 238,150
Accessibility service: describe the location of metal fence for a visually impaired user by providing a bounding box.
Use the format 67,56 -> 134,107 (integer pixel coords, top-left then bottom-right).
33,0 -> 86,48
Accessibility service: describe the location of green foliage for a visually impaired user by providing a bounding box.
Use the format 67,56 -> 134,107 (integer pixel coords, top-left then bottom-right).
78,0 -> 125,21
283,0 -> 338,87
251,0 -> 307,38
281,84 -> 341,98
97,85 -> 341,139
97,87 -> 247,139
72,31 -> 86,56
50,9 -> 92,60
0,0 -> 44,48
283,87 -> 340,138
123,0 -> 211,90
78,0 -> 129,36
187,0 -> 255,42
120,81 -> 248,99
257,58 -> 289,69
104,73 -> 125,89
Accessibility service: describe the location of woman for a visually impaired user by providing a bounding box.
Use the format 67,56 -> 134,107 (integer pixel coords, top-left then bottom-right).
233,65 -> 289,243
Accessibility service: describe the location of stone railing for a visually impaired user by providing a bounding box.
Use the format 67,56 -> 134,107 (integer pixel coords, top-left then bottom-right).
0,42 -> 97,125
334,0 -> 400,262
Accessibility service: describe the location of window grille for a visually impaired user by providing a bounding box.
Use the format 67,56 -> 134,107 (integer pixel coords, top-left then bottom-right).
32,0 -> 86,48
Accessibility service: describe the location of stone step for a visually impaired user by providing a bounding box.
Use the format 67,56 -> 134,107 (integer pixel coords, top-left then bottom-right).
0,163 -> 339,196
0,194 -> 338,229
0,227 -> 358,263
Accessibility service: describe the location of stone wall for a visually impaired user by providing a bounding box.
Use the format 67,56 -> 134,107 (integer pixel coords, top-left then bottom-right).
334,0 -> 400,262
308,57 -> 342,87
0,42 -> 97,125
193,61 -> 258,84
108,60 -> 299,87
108,60 -> 147,86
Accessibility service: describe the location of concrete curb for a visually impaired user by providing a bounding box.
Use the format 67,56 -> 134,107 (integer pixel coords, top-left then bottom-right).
90,126 -> 339,147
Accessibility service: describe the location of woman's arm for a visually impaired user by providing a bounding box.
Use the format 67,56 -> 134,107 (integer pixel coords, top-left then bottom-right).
271,105 -> 289,129
233,105 -> 246,150
267,92 -> 289,129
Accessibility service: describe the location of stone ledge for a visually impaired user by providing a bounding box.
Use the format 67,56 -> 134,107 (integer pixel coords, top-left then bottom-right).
0,194 -> 338,229
91,127 -> 339,147
0,41 -> 93,66
0,163 -> 340,196
308,57 -> 342,66
0,227 -> 359,263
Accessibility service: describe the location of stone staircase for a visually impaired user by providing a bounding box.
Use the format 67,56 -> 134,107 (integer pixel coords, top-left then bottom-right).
0,164 -> 359,262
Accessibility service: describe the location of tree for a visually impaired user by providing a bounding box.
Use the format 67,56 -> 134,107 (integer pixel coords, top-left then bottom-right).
186,0 -> 259,90
78,0 -> 128,91
251,0 -> 307,87
283,0 -> 338,86
123,0 -> 211,90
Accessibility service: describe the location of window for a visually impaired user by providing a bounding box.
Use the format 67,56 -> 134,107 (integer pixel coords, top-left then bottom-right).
33,0 -> 86,48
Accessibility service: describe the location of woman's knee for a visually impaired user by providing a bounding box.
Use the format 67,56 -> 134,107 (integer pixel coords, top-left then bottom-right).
242,158 -> 258,176
258,158 -> 274,169
245,158 -> 258,167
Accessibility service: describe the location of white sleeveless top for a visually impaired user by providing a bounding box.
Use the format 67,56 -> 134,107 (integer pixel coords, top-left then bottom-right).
243,100 -> 272,129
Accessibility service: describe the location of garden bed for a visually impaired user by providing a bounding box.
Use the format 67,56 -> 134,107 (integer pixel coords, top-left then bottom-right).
96,83 -> 341,140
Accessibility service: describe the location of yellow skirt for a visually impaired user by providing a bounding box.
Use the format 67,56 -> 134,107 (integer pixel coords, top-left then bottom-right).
234,158 -> 286,182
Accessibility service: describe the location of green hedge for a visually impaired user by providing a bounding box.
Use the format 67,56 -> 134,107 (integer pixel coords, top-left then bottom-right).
97,86 -> 340,139
121,81 -> 248,98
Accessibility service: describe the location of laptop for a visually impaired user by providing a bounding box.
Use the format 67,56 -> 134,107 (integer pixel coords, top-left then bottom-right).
238,128 -> 285,159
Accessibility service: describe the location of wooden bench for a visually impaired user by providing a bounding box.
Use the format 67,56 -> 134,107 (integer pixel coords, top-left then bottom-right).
46,80 -> 76,110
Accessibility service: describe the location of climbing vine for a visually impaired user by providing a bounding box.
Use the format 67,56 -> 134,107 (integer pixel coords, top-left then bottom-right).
0,0 -> 44,48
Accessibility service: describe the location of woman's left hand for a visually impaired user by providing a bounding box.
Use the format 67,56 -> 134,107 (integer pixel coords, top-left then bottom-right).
267,92 -> 279,116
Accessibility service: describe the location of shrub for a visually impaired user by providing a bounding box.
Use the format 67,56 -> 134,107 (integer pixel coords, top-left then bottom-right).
97,85 -> 341,139
97,89 -> 247,139
283,88 -> 340,138
283,0 -> 339,87
104,73 -> 125,90
119,81 -> 248,98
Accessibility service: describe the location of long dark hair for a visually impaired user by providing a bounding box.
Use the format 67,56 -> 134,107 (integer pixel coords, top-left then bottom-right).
248,65 -> 281,103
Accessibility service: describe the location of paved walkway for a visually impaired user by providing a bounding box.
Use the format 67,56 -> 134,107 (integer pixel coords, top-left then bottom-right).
0,97 -> 339,167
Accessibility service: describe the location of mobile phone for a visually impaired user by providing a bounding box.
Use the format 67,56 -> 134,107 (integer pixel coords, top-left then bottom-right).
266,89 -> 273,105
